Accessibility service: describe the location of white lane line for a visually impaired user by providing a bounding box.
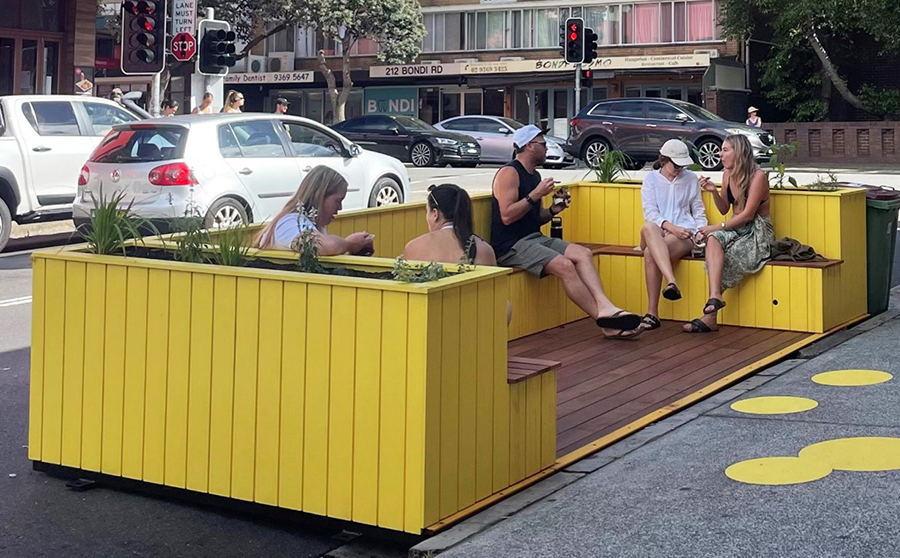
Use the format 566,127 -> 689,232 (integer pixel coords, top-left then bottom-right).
0,296 -> 32,308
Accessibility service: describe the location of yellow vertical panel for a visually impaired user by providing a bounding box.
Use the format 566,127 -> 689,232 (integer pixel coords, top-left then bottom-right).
590,188 -> 605,242
187,273 -> 214,493
422,292 -> 442,526
806,196 -> 826,256
392,212 -> 407,258
492,278 -> 510,492
457,285 -> 478,510
686,261 -> 706,323
608,256 -> 627,309
121,267 -> 148,479
404,209 -> 420,252
808,270 -> 824,333
508,383 -> 526,484
101,265 -> 127,476
739,271 -> 757,328
575,185 -> 592,243
304,284 -> 331,514
279,282 -> 307,510
671,259 -> 690,322
231,278 -> 260,501
28,258 -> 46,462
209,275 -> 237,497
790,267 -> 809,332
61,262 -> 86,468
379,291 -> 408,530
774,194 -> 791,240
604,188 -> 620,245
405,294 -> 429,533
538,273 -> 551,332
772,266 -> 791,330
143,269 -> 170,483
540,372 -> 556,468
255,280 -> 284,506
754,266 -> 774,329
790,195 -> 808,247
327,287 -> 356,519
823,198 -> 842,260
625,256 -> 643,315
721,281 -> 739,326
80,264 -> 106,471
438,288 -> 460,519
598,255 -> 612,305
619,189 -> 634,247
41,259 -> 66,464
474,281 -> 495,502
352,289 -> 381,524
164,271 -> 192,489
524,377 -> 542,476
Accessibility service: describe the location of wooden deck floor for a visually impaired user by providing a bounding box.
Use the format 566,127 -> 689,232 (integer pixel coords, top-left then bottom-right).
508,319 -> 813,458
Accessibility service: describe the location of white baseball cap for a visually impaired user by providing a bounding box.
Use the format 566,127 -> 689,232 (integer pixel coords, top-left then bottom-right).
513,124 -> 546,149
659,139 -> 695,167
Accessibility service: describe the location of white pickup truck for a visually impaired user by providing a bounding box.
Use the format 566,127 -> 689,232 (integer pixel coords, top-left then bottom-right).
0,95 -> 143,251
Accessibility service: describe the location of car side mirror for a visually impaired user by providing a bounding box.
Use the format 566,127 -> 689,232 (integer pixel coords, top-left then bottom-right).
349,143 -> 362,157
676,113 -> 689,123
390,127 -> 400,135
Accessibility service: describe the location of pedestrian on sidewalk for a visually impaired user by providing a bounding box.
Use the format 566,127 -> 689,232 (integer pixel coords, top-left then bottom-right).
746,106 -> 763,128
274,97 -> 290,114
222,90 -> 244,113
638,139 -> 708,331
192,92 -> 215,115
161,99 -> 179,117
490,124 -> 642,338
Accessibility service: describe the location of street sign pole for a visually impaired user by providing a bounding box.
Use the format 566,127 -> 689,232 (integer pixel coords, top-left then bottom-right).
575,62 -> 581,117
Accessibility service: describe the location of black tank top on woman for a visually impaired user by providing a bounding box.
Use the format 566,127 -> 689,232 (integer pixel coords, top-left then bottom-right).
491,160 -> 543,257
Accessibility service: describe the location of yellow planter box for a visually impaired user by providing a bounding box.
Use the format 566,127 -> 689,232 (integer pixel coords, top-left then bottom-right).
29,248 -> 556,534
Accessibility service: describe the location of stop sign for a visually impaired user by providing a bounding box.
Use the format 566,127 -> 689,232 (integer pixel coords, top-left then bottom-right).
171,32 -> 197,62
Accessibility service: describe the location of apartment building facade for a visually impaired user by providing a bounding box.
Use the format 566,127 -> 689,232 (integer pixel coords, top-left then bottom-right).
229,0 -> 744,128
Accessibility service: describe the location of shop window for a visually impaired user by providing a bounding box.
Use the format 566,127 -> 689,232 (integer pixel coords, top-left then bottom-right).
419,88 -> 440,124
515,89 -> 530,123
592,87 -> 609,102
484,89 -> 504,116
442,92 -> 461,121
0,39 -> 13,97
23,0 -> 61,32
0,0 -> 21,29
687,1 -> 715,41
687,86 -> 703,107
465,91 -> 482,115
625,86 -> 642,98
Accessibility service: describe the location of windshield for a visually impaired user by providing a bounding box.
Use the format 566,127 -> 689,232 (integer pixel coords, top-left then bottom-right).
498,117 -> 524,130
89,127 -> 187,163
392,116 -> 433,131
672,101 -> 725,122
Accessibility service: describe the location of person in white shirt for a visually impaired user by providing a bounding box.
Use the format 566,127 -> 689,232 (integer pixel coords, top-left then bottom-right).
638,139 -> 708,330
254,166 -> 374,255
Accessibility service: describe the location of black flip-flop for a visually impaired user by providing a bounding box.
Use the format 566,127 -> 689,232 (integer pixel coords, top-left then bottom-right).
663,283 -> 682,301
703,297 -> 726,314
596,310 -> 642,331
604,327 -> 644,340
685,318 -> 713,333
640,314 -> 661,330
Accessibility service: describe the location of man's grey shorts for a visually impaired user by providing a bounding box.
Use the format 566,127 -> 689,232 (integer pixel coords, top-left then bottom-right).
497,232 -> 570,277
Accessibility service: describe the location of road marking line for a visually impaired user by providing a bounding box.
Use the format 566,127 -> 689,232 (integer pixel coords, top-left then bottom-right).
0,296 -> 32,307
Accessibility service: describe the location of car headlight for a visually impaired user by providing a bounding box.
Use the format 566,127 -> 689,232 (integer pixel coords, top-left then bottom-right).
546,139 -> 559,149
436,137 -> 459,146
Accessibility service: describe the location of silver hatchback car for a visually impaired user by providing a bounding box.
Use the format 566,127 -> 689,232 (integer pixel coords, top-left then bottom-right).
74,114 -> 410,231
434,115 -> 574,169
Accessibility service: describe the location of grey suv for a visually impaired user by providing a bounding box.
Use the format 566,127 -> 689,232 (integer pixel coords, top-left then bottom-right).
567,98 -> 774,171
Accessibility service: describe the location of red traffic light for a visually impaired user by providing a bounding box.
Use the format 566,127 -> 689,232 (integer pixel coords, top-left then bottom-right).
570,23 -> 577,31
570,32 -> 578,40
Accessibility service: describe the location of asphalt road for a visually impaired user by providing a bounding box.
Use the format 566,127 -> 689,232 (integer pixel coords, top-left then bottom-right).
0,251 -> 352,558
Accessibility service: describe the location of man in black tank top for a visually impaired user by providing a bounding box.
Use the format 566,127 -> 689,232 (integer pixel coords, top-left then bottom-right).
491,125 -> 642,336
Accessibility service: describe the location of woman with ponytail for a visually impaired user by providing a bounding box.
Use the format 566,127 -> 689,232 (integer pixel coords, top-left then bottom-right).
403,183 -> 496,266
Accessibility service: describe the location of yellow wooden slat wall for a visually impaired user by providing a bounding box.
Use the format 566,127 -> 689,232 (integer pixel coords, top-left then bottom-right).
81,264 -> 106,471
328,286 -> 356,519
166,271 -> 193,489
61,262 -> 86,469
28,258 -> 45,462
187,274 -> 215,493
352,289 -> 381,524
41,259 -> 65,465
279,282 -> 308,511
209,275 -> 237,497
101,266 -> 127,476
379,290 -> 408,530
122,267 -> 148,480
256,279 -> 284,506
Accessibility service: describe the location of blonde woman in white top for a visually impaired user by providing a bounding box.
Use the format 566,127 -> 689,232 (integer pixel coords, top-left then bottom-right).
638,139 -> 708,330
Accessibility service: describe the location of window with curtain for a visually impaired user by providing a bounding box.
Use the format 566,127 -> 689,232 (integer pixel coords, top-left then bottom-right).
523,10 -> 533,48
674,2 -> 687,42
476,12 -> 487,49
535,8 -> 558,48
511,11 -> 522,48
601,6 -> 620,45
660,2 -> 673,42
634,3 -> 660,43
486,11 -> 506,49
434,13 -> 445,51
622,5 -> 634,44
687,1 -> 715,41
445,13 -> 464,51
467,13 -> 477,50
422,14 -> 435,52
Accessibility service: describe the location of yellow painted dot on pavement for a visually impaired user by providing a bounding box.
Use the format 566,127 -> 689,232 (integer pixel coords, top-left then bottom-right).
726,456 -> 832,485
811,370 -> 892,387
731,396 -> 818,415
799,437 -> 900,472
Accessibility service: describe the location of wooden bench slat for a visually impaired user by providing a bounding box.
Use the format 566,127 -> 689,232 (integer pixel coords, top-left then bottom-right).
507,356 -> 561,384
581,243 -> 842,269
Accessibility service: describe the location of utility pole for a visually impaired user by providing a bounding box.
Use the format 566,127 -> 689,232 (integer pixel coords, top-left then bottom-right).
575,63 -> 581,114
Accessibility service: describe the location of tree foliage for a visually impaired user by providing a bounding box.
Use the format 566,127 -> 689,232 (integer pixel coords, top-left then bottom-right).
719,0 -> 900,120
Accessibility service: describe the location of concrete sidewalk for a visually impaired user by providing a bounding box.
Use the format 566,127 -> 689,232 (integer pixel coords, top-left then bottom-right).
419,289 -> 900,558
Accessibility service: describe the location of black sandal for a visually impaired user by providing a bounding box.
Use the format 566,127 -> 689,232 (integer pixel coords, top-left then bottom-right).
603,327 -> 644,340
703,297 -> 726,314
685,318 -> 713,333
640,314 -> 661,330
663,283 -> 682,301
596,310 -> 642,331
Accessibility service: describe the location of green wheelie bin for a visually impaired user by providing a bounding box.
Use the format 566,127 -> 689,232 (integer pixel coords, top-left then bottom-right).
862,187 -> 900,315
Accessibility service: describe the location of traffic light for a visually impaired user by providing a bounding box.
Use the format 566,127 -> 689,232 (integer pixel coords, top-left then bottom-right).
198,19 -> 237,76
581,68 -> 593,88
564,17 -> 584,64
584,28 -> 599,65
121,0 -> 166,74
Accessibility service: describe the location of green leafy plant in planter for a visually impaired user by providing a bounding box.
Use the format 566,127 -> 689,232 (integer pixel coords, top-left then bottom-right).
171,216 -> 210,264
767,141 -> 801,190
807,171 -> 841,192
79,187 -> 156,255
587,149 -> 629,183
391,256 -> 450,283
211,222 -> 251,267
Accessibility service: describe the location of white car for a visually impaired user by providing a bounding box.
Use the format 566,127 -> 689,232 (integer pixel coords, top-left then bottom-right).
0,95 -> 141,251
74,114 -> 410,231
434,115 -> 575,169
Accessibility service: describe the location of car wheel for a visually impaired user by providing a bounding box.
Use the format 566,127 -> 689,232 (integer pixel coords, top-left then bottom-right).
410,142 -> 434,167
205,198 -> 249,229
582,138 -> 610,169
0,197 -> 11,253
697,139 -> 724,171
369,176 -> 403,208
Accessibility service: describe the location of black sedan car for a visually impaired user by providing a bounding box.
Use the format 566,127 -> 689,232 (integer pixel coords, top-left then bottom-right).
331,114 -> 481,167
